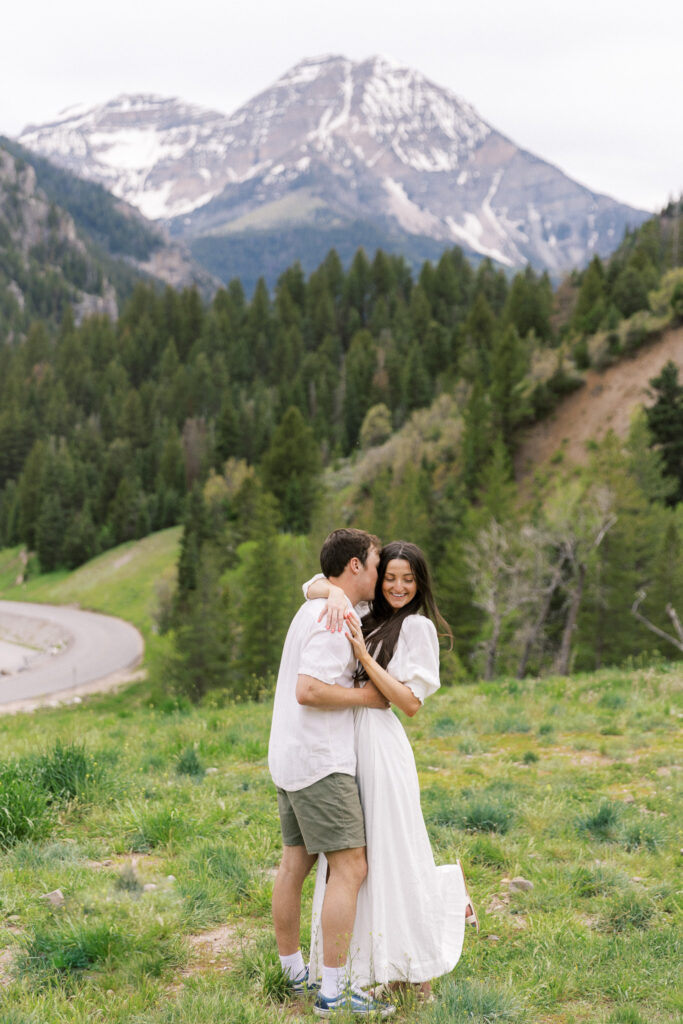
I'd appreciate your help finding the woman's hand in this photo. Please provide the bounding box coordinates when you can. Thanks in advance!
[344,610,369,661]
[317,584,348,632]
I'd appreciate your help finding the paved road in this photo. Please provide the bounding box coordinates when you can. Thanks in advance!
[0,601,144,705]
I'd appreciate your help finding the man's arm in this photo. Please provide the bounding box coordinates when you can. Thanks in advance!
[296,674,390,709]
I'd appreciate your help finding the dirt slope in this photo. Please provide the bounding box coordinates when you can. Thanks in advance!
[514,326,683,479]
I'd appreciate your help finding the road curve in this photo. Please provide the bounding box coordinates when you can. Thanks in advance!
[0,600,144,706]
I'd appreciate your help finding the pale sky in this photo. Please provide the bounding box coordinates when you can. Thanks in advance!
[2,0,680,212]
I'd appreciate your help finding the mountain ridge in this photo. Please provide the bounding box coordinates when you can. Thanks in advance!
[0,137,220,304]
[18,55,649,287]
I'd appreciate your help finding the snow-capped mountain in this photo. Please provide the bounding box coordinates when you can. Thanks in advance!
[19,55,648,279]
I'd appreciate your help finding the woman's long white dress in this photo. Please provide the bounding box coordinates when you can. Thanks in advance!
[308,614,468,987]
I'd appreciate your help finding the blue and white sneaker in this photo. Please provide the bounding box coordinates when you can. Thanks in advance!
[288,966,320,995]
[314,987,395,1017]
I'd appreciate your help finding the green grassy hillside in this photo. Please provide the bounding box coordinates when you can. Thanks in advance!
[0,661,680,1023]
[0,528,181,640]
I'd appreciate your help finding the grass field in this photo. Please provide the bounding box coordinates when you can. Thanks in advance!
[0,538,681,1023]
[0,663,680,1023]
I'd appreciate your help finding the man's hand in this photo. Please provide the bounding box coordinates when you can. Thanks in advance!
[359,681,390,709]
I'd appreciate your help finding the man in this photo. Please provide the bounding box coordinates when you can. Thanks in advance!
[268,528,394,1018]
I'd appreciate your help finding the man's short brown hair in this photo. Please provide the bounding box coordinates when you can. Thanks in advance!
[320,528,381,578]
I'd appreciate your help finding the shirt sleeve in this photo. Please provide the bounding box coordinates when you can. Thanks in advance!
[298,618,354,686]
[301,575,367,617]
[302,572,325,598]
[388,616,441,704]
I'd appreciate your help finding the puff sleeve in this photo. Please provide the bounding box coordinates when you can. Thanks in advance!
[387,615,441,705]
[302,573,324,598]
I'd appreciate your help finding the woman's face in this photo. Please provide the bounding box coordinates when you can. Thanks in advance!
[381,558,417,612]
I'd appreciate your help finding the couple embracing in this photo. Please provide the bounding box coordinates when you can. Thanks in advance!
[268,528,477,1018]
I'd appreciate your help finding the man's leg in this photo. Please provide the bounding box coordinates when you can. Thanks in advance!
[272,843,317,955]
[320,845,367,966]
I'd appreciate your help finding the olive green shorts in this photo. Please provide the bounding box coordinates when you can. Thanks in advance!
[276,772,366,855]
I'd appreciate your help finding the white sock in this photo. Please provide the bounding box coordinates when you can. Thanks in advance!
[321,964,349,999]
[279,950,306,980]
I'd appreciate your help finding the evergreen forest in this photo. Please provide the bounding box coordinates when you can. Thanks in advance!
[2,160,683,692]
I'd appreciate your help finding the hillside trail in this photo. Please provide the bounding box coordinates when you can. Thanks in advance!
[514,325,683,481]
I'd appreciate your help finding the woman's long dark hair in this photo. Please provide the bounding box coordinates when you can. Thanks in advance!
[360,541,453,671]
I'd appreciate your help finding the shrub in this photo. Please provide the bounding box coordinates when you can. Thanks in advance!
[619,818,667,852]
[576,799,621,841]
[623,323,649,356]
[457,792,516,834]
[175,746,205,778]
[422,787,461,828]
[19,919,128,976]
[431,716,459,737]
[573,336,590,369]
[458,735,484,755]
[235,936,291,1003]
[493,713,532,734]
[126,805,188,851]
[522,751,539,764]
[201,843,251,898]
[607,1008,647,1024]
[570,864,625,897]
[600,890,655,932]
[468,835,508,867]
[179,841,254,928]
[427,977,522,1022]
[606,330,621,353]
[598,692,626,710]
[0,761,53,849]
[178,876,231,930]
[115,863,142,893]
[33,739,104,802]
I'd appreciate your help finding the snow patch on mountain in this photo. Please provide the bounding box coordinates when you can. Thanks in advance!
[383,177,443,236]
[17,55,649,275]
[446,213,514,267]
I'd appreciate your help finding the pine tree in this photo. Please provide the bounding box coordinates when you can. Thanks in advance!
[503,266,552,342]
[489,325,529,449]
[343,330,377,448]
[17,440,47,550]
[461,379,493,499]
[62,503,97,569]
[261,406,322,534]
[401,342,432,412]
[169,550,234,701]
[645,360,683,503]
[175,484,207,609]
[572,256,607,334]
[238,491,289,684]
[36,491,66,571]
[460,292,496,383]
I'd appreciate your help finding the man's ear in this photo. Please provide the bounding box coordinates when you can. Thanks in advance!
[349,557,360,575]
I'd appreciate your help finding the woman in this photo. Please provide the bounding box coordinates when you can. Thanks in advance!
[303,541,477,998]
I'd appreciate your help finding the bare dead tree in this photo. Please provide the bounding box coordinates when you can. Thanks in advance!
[516,525,567,678]
[465,519,533,680]
[631,590,683,654]
[553,485,617,676]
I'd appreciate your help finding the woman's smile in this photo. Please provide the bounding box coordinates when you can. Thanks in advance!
[382,558,417,610]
